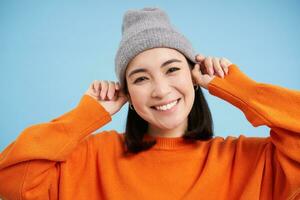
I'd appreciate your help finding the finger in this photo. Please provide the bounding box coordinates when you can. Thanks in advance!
[115,82,120,90]
[90,82,96,94]
[100,81,108,100]
[96,81,102,100]
[212,57,224,78]
[195,54,205,62]
[107,81,116,100]
[204,57,214,76]
[222,58,233,75]
[220,58,229,75]
[114,82,123,100]
[92,80,101,96]
[191,63,203,85]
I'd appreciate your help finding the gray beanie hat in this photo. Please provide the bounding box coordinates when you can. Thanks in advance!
[115,7,197,87]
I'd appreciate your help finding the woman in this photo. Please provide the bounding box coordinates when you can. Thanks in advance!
[0,7,299,200]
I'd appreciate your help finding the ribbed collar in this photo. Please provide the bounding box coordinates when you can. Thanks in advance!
[143,134,196,150]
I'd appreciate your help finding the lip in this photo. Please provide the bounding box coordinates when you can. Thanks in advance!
[151,98,181,108]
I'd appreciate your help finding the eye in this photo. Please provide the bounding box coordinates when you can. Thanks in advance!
[167,67,180,74]
[133,76,148,84]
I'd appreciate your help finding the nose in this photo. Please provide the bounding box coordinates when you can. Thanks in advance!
[151,77,171,98]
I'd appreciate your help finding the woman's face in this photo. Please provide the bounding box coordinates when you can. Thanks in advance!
[126,47,195,132]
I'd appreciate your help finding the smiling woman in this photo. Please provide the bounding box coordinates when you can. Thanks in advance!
[124,47,214,152]
[0,6,300,200]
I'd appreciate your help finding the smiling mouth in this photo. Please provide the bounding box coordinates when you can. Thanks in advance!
[151,98,181,111]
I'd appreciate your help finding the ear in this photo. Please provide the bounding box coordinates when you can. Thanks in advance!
[190,64,197,86]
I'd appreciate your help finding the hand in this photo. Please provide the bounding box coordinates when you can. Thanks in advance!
[84,81,128,116]
[192,54,232,89]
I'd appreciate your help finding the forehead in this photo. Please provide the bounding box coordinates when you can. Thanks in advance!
[126,48,186,73]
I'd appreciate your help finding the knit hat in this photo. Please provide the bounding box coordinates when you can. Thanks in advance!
[115,7,197,87]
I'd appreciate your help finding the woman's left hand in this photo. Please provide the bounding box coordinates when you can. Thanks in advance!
[192,54,232,90]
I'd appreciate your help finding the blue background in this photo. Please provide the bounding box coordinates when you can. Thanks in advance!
[1,0,299,151]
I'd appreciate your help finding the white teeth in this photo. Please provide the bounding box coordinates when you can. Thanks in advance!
[154,100,178,111]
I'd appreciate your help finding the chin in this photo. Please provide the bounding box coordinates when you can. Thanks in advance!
[156,118,186,130]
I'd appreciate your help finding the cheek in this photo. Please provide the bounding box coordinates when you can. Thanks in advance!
[172,74,195,105]
[129,88,153,121]
[172,72,194,91]
[128,87,149,109]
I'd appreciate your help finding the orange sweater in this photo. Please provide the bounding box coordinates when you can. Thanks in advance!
[0,65,300,200]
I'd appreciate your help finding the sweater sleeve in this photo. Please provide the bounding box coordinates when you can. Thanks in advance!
[0,95,111,199]
[208,65,300,199]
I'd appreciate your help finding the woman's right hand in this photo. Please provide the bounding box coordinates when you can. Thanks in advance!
[84,80,128,116]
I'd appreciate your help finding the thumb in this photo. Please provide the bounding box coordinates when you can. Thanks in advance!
[192,63,204,85]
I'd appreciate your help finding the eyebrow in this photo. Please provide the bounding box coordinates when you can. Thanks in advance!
[128,59,182,78]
